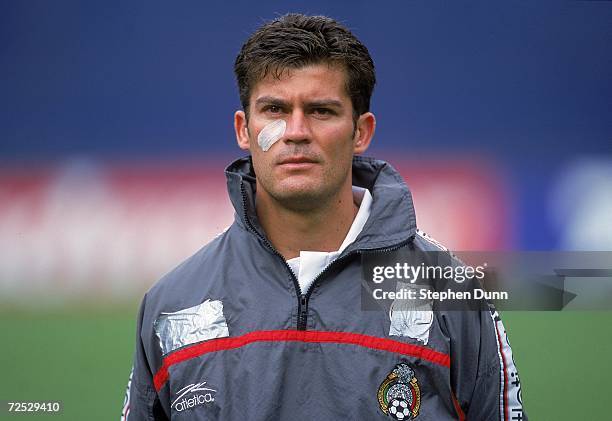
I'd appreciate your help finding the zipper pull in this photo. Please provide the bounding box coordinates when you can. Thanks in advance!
[298,295,308,330]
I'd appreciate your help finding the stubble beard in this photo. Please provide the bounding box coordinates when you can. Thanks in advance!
[258,161,352,213]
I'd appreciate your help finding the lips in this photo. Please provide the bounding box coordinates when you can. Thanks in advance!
[277,156,318,165]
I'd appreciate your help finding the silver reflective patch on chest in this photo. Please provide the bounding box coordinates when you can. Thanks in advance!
[154,299,229,355]
[388,283,433,344]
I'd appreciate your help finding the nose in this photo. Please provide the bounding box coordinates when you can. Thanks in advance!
[283,110,311,143]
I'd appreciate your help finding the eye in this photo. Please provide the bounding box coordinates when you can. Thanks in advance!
[263,105,283,114]
[312,108,334,116]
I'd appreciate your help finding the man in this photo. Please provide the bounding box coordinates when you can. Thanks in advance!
[122,14,527,420]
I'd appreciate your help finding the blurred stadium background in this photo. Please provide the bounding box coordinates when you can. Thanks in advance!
[1,1,611,419]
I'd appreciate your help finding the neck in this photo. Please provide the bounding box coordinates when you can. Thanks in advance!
[255,184,358,260]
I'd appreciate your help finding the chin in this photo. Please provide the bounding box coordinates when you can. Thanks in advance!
[273,187,327,211]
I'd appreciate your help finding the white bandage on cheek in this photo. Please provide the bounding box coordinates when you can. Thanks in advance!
[257,119,286,152]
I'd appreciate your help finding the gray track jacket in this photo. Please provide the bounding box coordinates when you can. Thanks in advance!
[122,156,527,420]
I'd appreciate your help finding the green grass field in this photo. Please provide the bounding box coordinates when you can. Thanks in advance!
[1,306,610,420]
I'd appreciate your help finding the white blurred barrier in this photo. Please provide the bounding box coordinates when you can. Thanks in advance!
[549,158,612,250]
[0,159,234,300]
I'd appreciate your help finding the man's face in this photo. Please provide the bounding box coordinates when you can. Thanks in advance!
[235,63,372,211]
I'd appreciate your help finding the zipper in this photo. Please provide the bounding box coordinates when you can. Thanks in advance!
[239,181,414,331]
[296,239,414,329]
[239,183,306,327]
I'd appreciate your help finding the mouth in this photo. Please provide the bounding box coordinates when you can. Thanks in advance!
[277,156,319,166]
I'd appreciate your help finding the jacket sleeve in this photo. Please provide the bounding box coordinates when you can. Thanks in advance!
[448,301,528,421]
[121,294,169,421]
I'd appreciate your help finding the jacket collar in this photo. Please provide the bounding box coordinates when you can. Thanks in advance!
[224,155,417,251]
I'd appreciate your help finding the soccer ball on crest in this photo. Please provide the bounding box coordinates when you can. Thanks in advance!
[388,398,411,420]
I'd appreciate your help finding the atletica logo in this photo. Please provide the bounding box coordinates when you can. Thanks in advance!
[171,382,217,413]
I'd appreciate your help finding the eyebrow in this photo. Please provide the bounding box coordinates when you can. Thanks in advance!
[255,96,289,107]
[307,99,343,108]
[254,96,344,108]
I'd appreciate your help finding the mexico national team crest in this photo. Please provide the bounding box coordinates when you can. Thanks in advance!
[378,363,421,420]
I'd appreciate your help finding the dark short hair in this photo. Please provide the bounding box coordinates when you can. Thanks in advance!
[234,13,376,120]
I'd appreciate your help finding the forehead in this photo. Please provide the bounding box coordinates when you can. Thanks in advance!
[250,63,351,105]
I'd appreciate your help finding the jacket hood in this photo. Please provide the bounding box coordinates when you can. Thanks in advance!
[224,155,417,251]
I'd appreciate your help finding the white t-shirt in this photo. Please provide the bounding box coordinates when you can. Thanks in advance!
[286,186,373,295]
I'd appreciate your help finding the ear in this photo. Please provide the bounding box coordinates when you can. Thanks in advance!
[234,110,250,150]
[353,112,376,155]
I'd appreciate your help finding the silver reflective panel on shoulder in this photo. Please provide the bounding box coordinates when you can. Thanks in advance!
[388,283,433,345]
[154,299,230,355]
